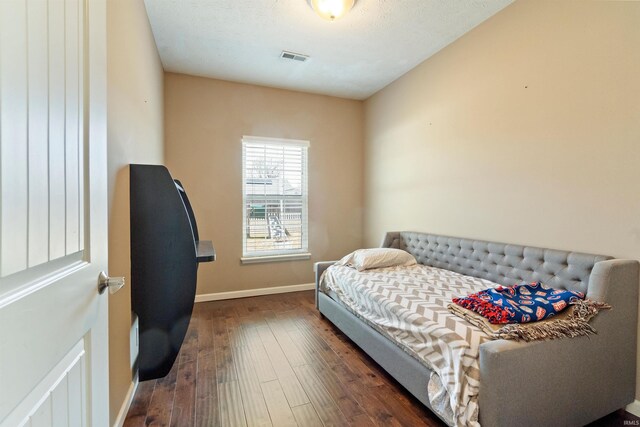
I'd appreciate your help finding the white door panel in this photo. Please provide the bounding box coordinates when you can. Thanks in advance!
[27,0,51,268]
[0,263,96,421]
[2,340,86,427]
[65,0,82,256]
[0,0,108,425]
[49,0,69,261]
[0,0,29,278]
[1,0,86,278]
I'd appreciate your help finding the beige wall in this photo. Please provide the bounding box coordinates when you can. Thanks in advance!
[364,0,640,396]
[107,0,164,423]
[164,73,364,295]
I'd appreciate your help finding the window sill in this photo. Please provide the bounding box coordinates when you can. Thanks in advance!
[241,253,312,265]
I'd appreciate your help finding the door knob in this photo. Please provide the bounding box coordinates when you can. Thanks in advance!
[98,271,125,295]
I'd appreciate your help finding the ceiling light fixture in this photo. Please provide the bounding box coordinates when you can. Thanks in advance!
[309,0,356,21]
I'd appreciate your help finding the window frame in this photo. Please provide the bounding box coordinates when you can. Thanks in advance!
[240,136,310,263]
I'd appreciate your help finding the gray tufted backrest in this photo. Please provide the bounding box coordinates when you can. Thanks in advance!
[382,231,611,295]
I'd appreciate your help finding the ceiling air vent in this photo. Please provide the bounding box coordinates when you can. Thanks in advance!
[280,50,309,62]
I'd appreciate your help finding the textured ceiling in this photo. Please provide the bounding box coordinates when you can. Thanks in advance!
[144,0,514,100]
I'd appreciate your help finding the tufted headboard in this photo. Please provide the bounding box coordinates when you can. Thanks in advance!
[382,231,612,295]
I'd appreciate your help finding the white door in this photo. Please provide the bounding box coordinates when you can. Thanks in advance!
[0,0,109,426]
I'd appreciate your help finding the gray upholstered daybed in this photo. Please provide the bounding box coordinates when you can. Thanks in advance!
[314,231,639,427]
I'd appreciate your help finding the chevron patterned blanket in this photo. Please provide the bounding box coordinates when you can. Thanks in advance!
[321,264,500,427]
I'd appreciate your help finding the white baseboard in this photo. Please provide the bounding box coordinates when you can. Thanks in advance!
[114,376,138,427]
[195,283,315,303]
[627,399,640,417]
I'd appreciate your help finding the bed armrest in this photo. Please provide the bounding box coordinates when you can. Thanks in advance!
[314,261,338,309]
[479,259,639,427]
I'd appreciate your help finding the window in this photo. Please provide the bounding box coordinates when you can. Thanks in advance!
[241,136,309,262]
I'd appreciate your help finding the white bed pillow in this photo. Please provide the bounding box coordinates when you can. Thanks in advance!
[337,248,417,272]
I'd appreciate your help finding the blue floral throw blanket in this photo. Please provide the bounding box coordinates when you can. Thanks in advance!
[449,282,611,341]
[452,282,584,324]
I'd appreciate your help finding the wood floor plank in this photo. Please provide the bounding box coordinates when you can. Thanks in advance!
[288,328,414,427]
[287,326,351,375]
[257,324,309,409]
[144,361,178,426]
[350,413,384,427]
[297,313,442,426]
[225,306,251,348]
[240,323,261,343]
[232,300,254,319]
[295,355,369,424]
[265,317,307,368]
[259,295,290,314]
[197,306,214,360]
[291,403,323,427]
[236,298,265,321]
[195,303,219,427]
[291,305,441,426]
[236,319,280,383]
[248,339,279,383]
[123,380,155,427]
[125,291,635,427]
[377,376,443,424]
[278,374,310,408]
[213,308,238,384]
[256,323,296,379]
[293,364,348,427]
[340,386,405,427]
[218,381,247,427]
[212,307,230,346]
[377,382,443,426]
[296,313,386,387]
[260,380,297,427]
[195,355,219,427]
[271,310,302,331]
[170,360,196,427]
[179,317,199,365]
[231,345,273,427]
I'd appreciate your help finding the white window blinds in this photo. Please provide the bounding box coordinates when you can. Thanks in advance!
[242,136,309,258]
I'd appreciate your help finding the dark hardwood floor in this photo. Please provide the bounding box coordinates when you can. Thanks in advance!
[124,290,639,427]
